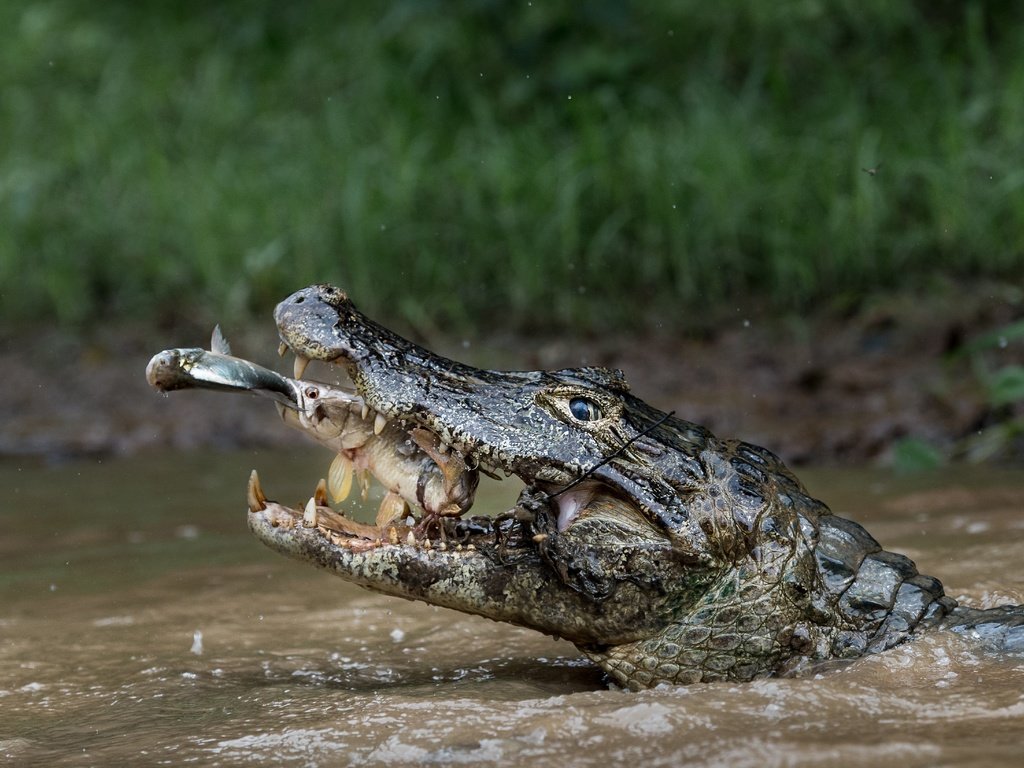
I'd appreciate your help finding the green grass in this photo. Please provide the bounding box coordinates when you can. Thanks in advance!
[1,1,1023,334]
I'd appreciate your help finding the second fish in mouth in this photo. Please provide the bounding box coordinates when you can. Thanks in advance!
[280,379,480,533]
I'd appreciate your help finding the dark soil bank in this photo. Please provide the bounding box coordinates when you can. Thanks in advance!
[3,283,1021,467]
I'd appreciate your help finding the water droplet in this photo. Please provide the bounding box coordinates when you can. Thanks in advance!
[998,336,1008,348]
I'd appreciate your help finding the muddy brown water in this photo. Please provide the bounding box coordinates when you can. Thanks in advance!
[1,450,1022,766]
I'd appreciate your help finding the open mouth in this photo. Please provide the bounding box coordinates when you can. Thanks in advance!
[246,351,536,555]
[245,468,497,555]
[149,281,657,562]
[249,352,625,559]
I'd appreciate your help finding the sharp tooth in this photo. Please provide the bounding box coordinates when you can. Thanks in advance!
[278,341,288,357]
[406,531,416,546]
[293,355,311,379]
[387,527,399,545]
[314,478,328,507]
[303,497,318,528]
[328,453,354,503]
[374,412,387,435]
[361,403,370,420]
[247,470,267,512]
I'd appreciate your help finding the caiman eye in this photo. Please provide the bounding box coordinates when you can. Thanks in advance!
[569,397,602,422]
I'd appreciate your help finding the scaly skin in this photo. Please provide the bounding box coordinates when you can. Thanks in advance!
[153,284,1024,688]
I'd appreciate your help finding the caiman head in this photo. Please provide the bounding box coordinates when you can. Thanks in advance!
[250,284,953,689]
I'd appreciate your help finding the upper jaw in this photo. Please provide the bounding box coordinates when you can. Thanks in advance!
[274,284,553,488]
[273,284,360,363]
[272,284,662,531]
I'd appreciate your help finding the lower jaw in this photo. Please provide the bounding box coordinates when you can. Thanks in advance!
[245,469,507,554]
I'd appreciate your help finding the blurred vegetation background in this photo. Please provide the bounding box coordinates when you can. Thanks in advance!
[1,0,1023,335]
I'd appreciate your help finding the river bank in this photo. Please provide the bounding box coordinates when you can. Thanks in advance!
[2,281,1021,467]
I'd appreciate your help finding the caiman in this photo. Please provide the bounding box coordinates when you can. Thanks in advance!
[147,284,1024,690]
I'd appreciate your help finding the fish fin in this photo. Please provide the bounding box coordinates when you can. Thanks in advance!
[210,325,232,355]
[375,491,408,527]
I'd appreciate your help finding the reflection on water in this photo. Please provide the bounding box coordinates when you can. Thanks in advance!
[1,452,1022,766]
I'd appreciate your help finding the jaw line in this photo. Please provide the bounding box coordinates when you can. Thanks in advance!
[245,469,511,553]
[243,474,639,649]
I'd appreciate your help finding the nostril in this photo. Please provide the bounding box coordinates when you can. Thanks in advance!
[295,296,305,304]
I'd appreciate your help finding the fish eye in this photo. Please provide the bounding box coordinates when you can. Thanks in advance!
[569,397,602,422]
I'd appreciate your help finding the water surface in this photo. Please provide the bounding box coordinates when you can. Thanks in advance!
[1,452,1022,766]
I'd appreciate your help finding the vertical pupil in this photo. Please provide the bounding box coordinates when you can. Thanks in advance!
[569,397,599,421]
